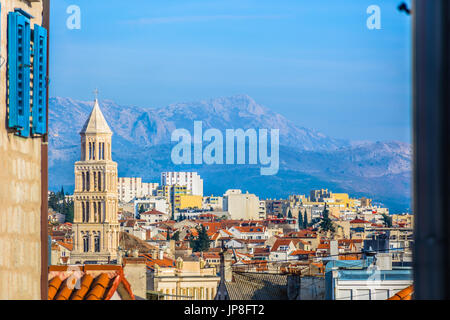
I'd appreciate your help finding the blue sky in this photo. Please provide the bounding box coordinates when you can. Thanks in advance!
[50,0,412,142]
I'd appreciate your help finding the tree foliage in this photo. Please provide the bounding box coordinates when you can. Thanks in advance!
[189,225,210,252]
[48,187,74,223]
[382,213,393,228]
[171,231,180,241]
[319,204,335,233]
[303,211,309,229]
[298,210,304,229]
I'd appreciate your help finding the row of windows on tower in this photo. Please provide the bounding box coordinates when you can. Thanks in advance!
[81,201,104,223]
[81,171,104,191]
[82,234,101,253]
[87,142,107,160]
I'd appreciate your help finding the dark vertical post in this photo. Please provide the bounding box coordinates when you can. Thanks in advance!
[413,0,450,299]
[40,0,50,300]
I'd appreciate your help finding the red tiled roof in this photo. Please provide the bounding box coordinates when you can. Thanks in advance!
[233,226,265,233]
[48,265,135,300]
[387,285,413,300]
[139,253,176,271]
[290,250,315,256]
[350,219,370,224]
[200,222,221,234]
[271,239,299,252]
[141,209,166,215]
[56,241,73,251]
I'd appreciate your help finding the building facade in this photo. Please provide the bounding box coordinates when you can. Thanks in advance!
[223,189,262,220]
[70,98,120,264]
[161,172,203,196]
[0,0,49,300]
[118,177,159,203]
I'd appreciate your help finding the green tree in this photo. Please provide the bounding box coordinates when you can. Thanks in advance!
[48,192,58,211]
[65,201,74,223]
[298,210,304,229]
[303,211,308,229]
[287,209,292,219]
[382,214,393,228]
[319,204,335,233]
[171,231,180,241]
[138,205,146,214]
[189,225,210,252]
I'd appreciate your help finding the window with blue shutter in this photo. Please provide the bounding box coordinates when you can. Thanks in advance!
[32,24,47,135]
[7,9,31,138]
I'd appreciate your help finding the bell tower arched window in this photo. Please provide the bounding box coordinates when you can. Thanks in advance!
[83,233,90,252]
[94,234,101,252]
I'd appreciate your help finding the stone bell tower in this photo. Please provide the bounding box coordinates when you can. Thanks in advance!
[70,94,120,264]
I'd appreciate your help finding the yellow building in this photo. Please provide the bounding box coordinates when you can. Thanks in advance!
[176,195,203,210]
[391,214,414,229]
[150,257,220,300]
[333,193,350,205]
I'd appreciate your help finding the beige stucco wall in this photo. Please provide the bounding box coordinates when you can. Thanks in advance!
[0,0,46,300]
[123,259,147,300]
[225,192,261,220]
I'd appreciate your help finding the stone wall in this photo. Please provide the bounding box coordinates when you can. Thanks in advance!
[0,0,46,300]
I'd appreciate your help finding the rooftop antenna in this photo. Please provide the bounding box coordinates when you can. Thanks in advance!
[93,88,99,101]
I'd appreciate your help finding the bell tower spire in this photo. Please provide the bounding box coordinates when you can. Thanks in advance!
[71,90,119,265]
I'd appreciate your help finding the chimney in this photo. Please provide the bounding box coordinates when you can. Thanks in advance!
[224,251,233,282]
[123,257,147,300]
[330,240,338,259]
[159,250,164,260]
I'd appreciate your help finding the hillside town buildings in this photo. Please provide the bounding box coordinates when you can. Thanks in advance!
[42,96,414,302]
[118,177,159,203]
[161,172,204,196]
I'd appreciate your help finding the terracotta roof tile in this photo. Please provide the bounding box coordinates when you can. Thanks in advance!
[71,274,94,300]
[48,276,62,300]
[48,266,134,300]
[54,279,75,300]
[387,285,414,300]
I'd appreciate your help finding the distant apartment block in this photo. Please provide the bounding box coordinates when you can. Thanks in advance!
[134,196,169,217]
[223,189,264,220]
[310,189,333,202]
[203,196,223,211]
[118,177,159,203]
[161,172,203,196]
[265,199,289,217]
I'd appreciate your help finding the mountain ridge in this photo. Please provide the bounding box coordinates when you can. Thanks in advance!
[48,95,411,212]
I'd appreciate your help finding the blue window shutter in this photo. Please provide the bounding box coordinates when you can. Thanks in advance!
[32,24,47,135]
[8,11,31,137]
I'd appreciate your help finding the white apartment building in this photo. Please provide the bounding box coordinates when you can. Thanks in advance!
[228,225,268,240]
[258,200,266,220]
[202,196,223,210]
[161,172,203,196]
[140,209,170,224]
[118,177,159,203]
[134,197,170,217]
[223,189,262,220]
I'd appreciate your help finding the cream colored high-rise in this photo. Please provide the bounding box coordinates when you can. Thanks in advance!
[70,98,120,264]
